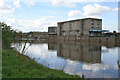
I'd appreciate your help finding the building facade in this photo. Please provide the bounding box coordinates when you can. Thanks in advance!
[48,27,57,36]
[57,18,102,36]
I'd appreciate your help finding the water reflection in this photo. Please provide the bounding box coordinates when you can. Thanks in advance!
[48,43,57,51]
[13,41,119,78]
[57,43,101,63]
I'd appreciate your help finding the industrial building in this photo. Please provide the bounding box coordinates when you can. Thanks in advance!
[57,18,108,37]
[48,27,57,36]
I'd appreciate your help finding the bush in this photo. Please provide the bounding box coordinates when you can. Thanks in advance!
[0,22,15,49]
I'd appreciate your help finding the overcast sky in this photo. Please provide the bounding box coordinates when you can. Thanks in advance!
[0,0,119,32]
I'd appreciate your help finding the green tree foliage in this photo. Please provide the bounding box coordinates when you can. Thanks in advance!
[0,22,15,49]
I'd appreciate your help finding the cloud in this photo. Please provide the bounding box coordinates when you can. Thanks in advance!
[83,4,111,18]
[68,10,82,17]
[0,0,15,14]
[82,63,109,72]
[71,0,119,2]
[66,17,81,21]
[51,0,76,8]
[51,0,119,8]
[2,16,58,32]
[14,0,20,7]
[24,0,35,6]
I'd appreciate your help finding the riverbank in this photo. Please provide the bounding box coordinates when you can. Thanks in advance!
[2,48,83,79]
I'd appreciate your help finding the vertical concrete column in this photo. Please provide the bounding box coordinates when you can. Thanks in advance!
[57,23,60,36]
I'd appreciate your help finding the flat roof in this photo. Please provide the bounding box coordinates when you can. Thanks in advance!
[48,27,57,28]
[58,18,102,24]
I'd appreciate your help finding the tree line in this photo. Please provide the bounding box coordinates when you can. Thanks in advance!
[0,22,18,49]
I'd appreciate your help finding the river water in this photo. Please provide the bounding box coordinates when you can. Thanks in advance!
[12,41,120,78]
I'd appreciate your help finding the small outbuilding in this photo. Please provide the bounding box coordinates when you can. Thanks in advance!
[48,27,57,36]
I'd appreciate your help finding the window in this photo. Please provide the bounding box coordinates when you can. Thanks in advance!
[82,26,83,29]
[98,27,100,29]
[91,20,94,26]
[97,23,99,26]
[69,23,72,26]
[92,27,94,28]
[92,23,94,25]
[76,30,79,32]
[60,24,62,28]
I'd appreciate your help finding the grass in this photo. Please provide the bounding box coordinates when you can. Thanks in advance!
[2,48,84,79]
[117,60,120,69]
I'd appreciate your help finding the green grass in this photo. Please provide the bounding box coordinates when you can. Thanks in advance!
[117,60,120,69]
[2,48,83,79]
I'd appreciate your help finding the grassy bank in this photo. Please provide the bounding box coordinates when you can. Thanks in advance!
[2,48,83,79]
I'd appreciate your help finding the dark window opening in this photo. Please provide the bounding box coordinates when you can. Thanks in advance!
[69,23,72,26]
[92,27,94,28]
[92,23,94,25]
[82,27,83,29]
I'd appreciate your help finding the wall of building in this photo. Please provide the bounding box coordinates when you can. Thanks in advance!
[54,36,120,45]
[48,27,57,36]
[57,20,82,36]
[84,19,102,36]
[57,18,102,36]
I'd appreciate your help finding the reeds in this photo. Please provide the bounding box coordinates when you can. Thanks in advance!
[21,37,31,54]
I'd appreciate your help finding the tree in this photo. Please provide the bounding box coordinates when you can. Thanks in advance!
[0,22,14,49]
[113,31,117,34]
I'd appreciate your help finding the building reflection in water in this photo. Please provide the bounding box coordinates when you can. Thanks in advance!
[48,41,101,63]
[13,41,119,78]
[48,42,57,51]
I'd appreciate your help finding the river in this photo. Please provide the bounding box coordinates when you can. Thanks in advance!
[12,41,120,78]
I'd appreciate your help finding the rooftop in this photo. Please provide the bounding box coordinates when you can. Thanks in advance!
[48,27,57,28]
[58,18,102,24]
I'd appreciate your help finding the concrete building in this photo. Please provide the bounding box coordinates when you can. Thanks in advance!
[57,18,105,37]
[48,27,57,36]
